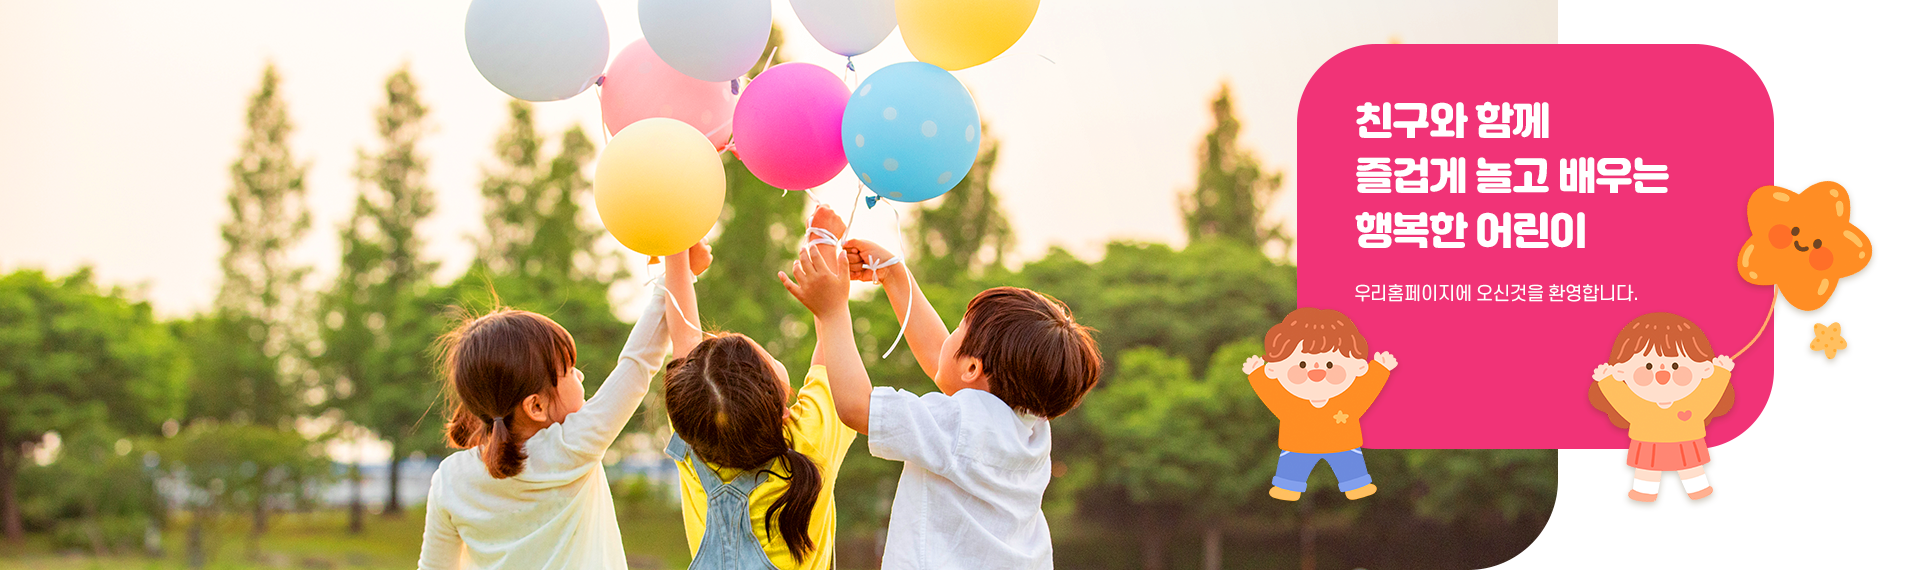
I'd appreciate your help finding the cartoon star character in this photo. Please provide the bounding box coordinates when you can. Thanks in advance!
[1736,181,1872,311]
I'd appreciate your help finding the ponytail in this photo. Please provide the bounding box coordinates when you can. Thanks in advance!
[437,308,576,481]
[767,447,823,557]
[481,415,527,479]
[665,333,826,558]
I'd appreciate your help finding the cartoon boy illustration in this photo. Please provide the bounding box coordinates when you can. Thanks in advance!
[1589,312,1737,502]
[1241,308,1396,501]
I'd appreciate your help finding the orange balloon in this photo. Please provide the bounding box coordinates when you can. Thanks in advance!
[1735,182,1872,310]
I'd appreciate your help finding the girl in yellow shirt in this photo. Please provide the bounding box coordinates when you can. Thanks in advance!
[657,208,857,570]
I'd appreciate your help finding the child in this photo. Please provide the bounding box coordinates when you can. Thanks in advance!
[782,235,1101,569]
[1240,308,1397,501]
[659,207,857,570]
[417,246,705,570]
[1589,312,1737,502]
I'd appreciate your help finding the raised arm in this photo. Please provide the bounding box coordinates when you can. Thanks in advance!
[665,244,709,361]
[559,276,672,455]
[782,244,875,434]
[843,238,949,380]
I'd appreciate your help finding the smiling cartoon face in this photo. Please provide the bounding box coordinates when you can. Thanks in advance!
[1609,347,1715,409]
[1265,342,1371,406]
[1737,182,1872,310]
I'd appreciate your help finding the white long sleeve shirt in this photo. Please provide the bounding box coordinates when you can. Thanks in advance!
[867,386,1055,570]
[417,282,672,570]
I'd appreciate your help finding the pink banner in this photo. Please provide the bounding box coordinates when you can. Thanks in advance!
[1297,44,1774,449]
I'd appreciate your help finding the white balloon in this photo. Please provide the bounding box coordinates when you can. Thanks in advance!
[637,0,772,83]
[464,0,610,101]
[791,0,898,57]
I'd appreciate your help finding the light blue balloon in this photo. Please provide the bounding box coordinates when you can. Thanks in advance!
[465,0,610,102]
[638,0,772,83]
[842,62,980,203]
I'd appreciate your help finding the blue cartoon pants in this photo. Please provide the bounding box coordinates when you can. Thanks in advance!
[1272,448,1372,493]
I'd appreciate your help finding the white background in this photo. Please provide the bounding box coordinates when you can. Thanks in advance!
[1505,1,1918,567]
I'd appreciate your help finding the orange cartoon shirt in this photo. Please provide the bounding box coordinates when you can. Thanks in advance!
[1247,362,1391,453]
[1596,366,1733,443]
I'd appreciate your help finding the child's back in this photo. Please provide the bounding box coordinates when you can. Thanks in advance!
[417,281,674,570]
[868,385,1056,567]
[784,227,1101,570]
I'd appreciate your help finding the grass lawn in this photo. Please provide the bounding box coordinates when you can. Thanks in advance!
[0,508,694,570]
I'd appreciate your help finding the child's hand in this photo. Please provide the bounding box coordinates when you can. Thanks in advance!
[1592,363,1614,382]
[1242,356,1266,376]
[780,242,851,317]
[688,241,712,276]
[807,205,847,251]
[1712,355,1736,371]
[1374,352,1398,371]
[841,238,901,284]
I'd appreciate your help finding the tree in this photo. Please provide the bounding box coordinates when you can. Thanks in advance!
[316,66,442,532]
[0,268,186,544]
[192,62,319,553]
[910,124,1013,285]
[1181,83,1288,256]
[1076,342,1275,570]
[159,422,329,568]
[1016,239,1296,373]
[1413,451,1559,564]
[446,100,629,427]
[209,63,314,426]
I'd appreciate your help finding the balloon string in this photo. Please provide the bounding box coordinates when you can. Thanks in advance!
[594,80,612,146]
[639,260,714,341]
[1732,286,1777,361]
[872,196,912,359]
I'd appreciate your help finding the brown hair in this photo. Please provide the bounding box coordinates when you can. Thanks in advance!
[1263,308,1369,362]
[663,333,821,557]
[956,287,1102,419]
[439,309,576,479]
[1607,312,1714,365]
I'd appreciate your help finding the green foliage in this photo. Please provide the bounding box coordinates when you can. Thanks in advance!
[0,268,186,541]
[1016,239,1296,374]
[444,99,632,433]
[315,66,445,522]
[0,268,186,445]
[17,429,160,554]
[213,63,314,426]
[1401,449,1557,526]
[1079,342,1274,514]
[1181,84,1287,256]
[159,423,330,511]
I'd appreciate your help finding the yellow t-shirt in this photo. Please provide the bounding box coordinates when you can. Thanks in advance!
[672,365,858,570]
[1596,366,1732,443]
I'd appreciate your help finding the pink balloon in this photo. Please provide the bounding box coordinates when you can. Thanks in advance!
[732,63,851,190]
[601,38,735,150]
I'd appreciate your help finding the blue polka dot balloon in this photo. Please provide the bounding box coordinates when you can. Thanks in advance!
[842,62,980,203]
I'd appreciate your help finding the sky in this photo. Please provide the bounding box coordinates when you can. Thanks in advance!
[0,0,1553,317]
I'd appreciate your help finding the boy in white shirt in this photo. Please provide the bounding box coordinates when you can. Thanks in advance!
[778,230,1102,570]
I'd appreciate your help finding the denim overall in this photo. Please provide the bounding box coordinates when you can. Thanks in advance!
[667,434,782,570]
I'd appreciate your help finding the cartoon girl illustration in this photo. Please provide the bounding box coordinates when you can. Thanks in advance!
[1588,312,1736,502]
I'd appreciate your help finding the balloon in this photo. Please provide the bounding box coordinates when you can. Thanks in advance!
[733,63,852,191]
[895,0,1040,71]
[464,0,610,101]
[842,62,980,203]
[637,0,772,83]
[791,0,898,57]
[601,38,736,150]
[594,119,725,256]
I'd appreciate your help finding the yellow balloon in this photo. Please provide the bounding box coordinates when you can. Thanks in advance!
[593,118,725,256]
[895,0,1040,71]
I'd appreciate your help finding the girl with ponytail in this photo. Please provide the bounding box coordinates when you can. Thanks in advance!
[661,206,858,570]
[416,246,708,570]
